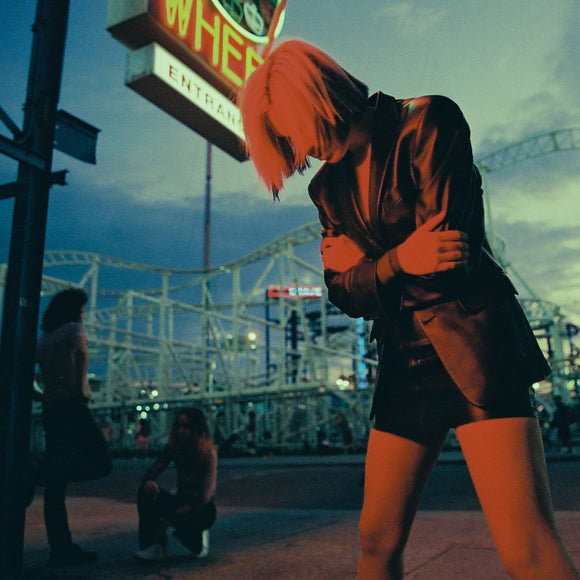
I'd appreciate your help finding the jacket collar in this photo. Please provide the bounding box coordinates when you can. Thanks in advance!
[368,92,400,241]
[336,93,399,253]
[309,93,400,255]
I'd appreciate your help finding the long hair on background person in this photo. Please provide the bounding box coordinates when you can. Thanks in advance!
[168,407,214,462]
[238,38,368,198]
[41,288,88,332]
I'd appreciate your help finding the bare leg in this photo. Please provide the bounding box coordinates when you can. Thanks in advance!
[357,428,447,580]
[456,417,579,580]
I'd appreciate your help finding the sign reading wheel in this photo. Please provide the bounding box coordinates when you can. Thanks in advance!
[107,0,287,161]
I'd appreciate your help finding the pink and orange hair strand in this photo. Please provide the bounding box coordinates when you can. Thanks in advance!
[238,39,368,197]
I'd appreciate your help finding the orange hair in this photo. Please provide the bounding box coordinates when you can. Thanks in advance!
[238,39,368,198]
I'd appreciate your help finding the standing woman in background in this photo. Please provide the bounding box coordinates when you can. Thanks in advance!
[37,288,112,566]
[238,39,578,579]
[135,407,218,561]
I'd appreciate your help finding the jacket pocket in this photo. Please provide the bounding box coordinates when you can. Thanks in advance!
[458,292,508,314]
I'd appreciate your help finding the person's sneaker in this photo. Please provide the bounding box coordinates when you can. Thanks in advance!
[197,530,210,558]
[134,543,166,561]
[48,544,98,567]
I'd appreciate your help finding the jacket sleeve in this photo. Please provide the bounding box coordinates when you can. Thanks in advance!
[409,96,486,285]
[308,95,486,318]
[309,186,402,320]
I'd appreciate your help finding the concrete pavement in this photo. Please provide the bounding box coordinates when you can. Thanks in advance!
[21,450,580,579]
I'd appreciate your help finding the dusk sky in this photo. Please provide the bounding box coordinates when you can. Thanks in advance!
[1,1,579,324]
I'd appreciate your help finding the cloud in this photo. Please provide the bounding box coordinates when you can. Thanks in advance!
[212,192,320,256]
[551,0,580,103]
[490,218,580,317]
[478,1,580,151]
[32,183,318,270]
[481,150,579,231]
[376,2,445,37]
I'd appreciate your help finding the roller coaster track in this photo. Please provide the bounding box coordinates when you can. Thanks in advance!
[475,127,579,314]
[476,127,580,173]
[26,225,372,453]
[9,128,579,454]
[474,128,580,399]
[41,221,322,297]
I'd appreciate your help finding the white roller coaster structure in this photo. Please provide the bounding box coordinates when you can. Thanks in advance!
[2,128,578,455]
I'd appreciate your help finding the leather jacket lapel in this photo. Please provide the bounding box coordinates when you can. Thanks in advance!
[368,93,401,251]
[314,93,402,259]
[328,160,374,251]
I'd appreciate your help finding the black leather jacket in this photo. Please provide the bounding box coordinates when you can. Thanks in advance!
[309,93,550,409]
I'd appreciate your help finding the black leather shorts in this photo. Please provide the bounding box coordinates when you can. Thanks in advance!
[373,343,536,446]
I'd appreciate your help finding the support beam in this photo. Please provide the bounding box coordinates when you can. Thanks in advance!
[0,2,70,578]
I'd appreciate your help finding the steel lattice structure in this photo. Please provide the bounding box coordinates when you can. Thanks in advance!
[476,128,580,174]
[476,127,580,401]
[2,128,578,455]
[17,231,378,454]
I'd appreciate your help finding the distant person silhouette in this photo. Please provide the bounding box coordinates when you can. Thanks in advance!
[552,395,574,453]
[246,410,257,456]
[36,288,112,566]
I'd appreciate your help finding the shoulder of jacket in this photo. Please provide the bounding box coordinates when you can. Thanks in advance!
[402,95,463,125]
[402,94,458,111]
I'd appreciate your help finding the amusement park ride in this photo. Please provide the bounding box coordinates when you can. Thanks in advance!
[0,1,578,456]
[3,5,577,578]
[3,127,577,455]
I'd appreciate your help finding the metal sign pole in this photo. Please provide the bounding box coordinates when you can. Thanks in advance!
[0,2,70,577]
[204,141,212,270]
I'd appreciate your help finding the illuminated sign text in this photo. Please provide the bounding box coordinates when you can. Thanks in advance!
[267,286,324,300]
[126,43,245,158]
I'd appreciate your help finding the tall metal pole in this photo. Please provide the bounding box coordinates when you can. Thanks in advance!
[202,141,212,396]
[0,2,70,577]
[204,141,212,270]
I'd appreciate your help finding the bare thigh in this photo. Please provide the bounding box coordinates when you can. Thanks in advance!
[456,417,572,566]
[360,428,447,543]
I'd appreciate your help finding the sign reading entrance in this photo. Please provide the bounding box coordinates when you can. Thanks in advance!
[126,43,246,159]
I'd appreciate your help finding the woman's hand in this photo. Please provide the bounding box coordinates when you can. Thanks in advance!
[321,235,366,273]
[142,480,160,498]
[397,211,469,275]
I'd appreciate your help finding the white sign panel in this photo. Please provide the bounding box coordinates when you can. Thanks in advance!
[126,43,246,159]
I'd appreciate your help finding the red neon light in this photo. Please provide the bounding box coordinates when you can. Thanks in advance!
[152,0,284,90]
[267,285,324,299]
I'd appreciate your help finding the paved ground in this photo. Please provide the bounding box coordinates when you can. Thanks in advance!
[20,449,580,579]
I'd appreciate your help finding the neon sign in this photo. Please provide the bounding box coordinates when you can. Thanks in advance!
[209,0,286,44]
[108,0,286,93]
[107,0,286,160]
[267,285,324,300]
